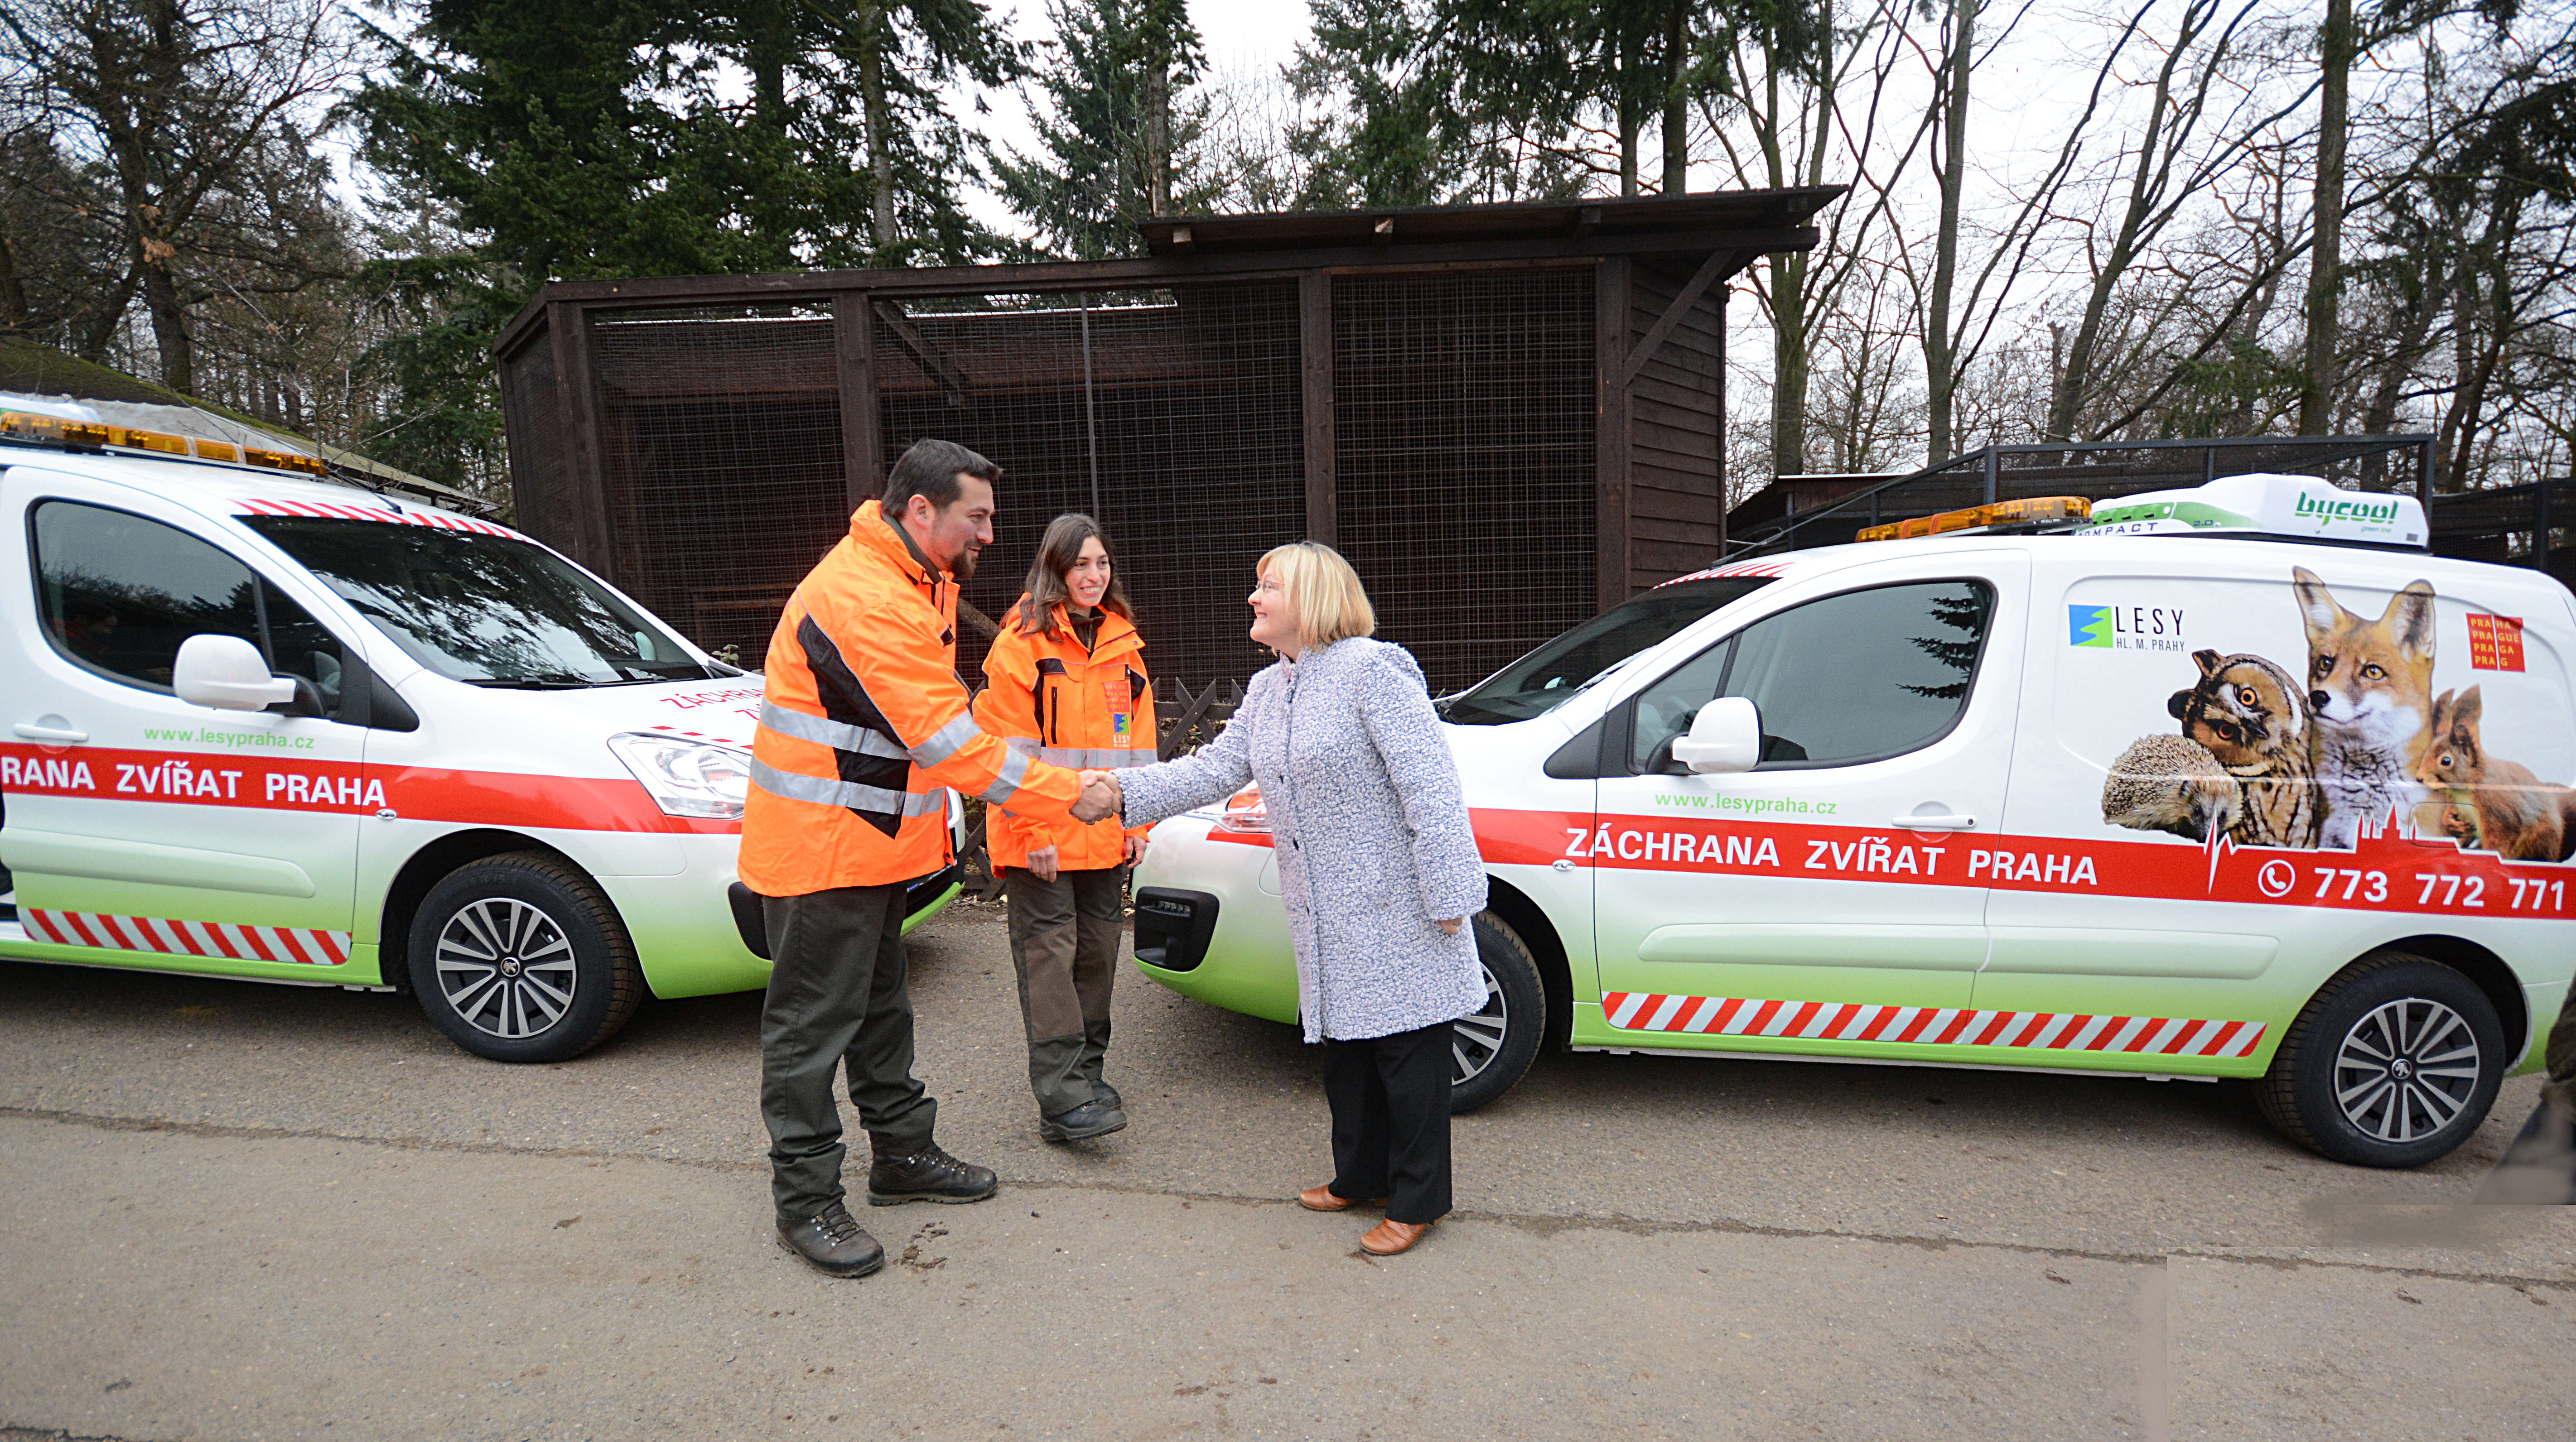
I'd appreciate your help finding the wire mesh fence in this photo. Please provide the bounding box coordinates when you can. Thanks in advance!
[874,285,1303,693]
[587,306,846,666]
[1332,268,1597,691]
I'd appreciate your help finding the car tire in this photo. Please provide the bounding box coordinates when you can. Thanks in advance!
[407,851,644,1063]
[2256,950,2505,1167]
[1451,911,1546,1115]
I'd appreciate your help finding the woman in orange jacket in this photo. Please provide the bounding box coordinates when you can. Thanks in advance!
[974,514,1157,1141]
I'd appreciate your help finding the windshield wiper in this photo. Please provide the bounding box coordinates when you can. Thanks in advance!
[468,675,599,690]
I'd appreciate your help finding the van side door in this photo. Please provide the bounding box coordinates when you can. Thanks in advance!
[1,468,366,973]
[1587,552,2026,1046]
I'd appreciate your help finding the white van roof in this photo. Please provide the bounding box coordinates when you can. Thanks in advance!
[1,439,528,543]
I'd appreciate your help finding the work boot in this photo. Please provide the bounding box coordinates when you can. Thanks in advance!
[867,1140,999,1206]
[1092,1078,1124,1111]
[1038,1098,1129,1143]
[776,1200,885,1278]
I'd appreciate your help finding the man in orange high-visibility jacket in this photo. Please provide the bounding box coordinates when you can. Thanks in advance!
[741,437,1119,1278]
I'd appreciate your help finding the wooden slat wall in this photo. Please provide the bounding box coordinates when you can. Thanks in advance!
[1621,259,1726,593]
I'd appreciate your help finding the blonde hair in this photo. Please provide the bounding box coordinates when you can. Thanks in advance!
[1259,541,1375,649]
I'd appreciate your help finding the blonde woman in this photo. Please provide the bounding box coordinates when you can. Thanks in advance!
[1090,542,1485,1255]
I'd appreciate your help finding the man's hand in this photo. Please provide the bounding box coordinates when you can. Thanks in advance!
[1024,845,1060,882]
[1124,834,1149,869]
[1436,918,1463,936]
[1071,769,1121,824]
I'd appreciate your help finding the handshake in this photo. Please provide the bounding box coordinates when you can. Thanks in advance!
[1071,768,1124,824]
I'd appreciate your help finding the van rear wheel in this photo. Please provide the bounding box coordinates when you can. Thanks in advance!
[2257,951,2504,1167]
[408,852,643,1063]
[1451,912,1545,1114]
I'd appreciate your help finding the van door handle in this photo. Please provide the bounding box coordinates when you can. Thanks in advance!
[1896,812,1975,830]
[13,722,88,744]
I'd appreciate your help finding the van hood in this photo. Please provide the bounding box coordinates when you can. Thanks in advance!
[424,673,768,750]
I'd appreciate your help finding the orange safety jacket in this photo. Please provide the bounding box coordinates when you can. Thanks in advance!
[974,599,1157,873]
[738,502,1084,895]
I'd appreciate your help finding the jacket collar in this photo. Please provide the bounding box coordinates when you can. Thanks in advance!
[852,499,941,588]
[1020,596,1142,660]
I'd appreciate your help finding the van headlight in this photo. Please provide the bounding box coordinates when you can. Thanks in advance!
[1214,784,1269,834]
[608,732,753,820]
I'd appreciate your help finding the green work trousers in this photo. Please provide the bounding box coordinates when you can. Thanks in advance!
[1003,865,1126,1118]
[758,883,937,1222]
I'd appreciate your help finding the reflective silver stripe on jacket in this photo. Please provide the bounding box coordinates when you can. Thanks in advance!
[750,759,949,817]
[909,711,982,768]
[757,702,908,761]
[978,744,1033,804]
[1003,736,1160,769]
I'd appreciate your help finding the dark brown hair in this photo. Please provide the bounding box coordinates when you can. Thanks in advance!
[1013,513,1133,639]
[881,437,1001,516]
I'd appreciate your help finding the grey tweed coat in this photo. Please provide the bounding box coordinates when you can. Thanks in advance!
[1118,637,1487,1043]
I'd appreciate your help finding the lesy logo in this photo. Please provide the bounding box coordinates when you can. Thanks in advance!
[2069,602,2186,653]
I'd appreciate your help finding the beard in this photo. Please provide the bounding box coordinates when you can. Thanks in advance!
[948,544,980,582]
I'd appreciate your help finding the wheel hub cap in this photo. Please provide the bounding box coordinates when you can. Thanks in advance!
[2332,998,2479,1144]
[434,898,576,1040]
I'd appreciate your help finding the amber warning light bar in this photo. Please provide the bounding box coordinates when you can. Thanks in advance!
[0,409,328,477]
[1856,496,2093,543]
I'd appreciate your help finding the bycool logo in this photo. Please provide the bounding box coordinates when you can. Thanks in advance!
[2068,605,2114,648]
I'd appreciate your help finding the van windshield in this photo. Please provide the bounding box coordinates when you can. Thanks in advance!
[1442,576,1774,726]
[242,516,723,687]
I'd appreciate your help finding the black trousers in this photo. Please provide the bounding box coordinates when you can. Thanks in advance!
[1321,1019,1455,1225]
[757,884,938,1222]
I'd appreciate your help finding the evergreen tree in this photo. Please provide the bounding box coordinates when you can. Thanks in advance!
[991,0,1209,260]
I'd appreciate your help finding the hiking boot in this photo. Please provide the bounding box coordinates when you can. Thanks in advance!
[1038,1098,1129,1143]
[867,1141,999,1206]
[776,1200,885,1277]
[1092,1079,1124,1111]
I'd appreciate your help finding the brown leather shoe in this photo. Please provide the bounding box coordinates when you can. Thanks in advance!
[1297,1185,1386,1212]
[1360,1218,1434,1255]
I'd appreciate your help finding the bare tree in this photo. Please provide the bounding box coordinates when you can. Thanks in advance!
[0,0,362,395]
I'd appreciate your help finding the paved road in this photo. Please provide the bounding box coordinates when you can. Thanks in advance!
[2,901,2570,1440]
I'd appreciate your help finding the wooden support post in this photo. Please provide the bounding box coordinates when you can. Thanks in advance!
[1714,284,1728,553]
[1595,257,1632,611]
[546,301,615,576]
[1300,271,1336,544]
[833,292,883,508]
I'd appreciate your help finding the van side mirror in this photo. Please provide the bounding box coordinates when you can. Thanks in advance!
[1670,697,1762,774]
[173,634,297,712]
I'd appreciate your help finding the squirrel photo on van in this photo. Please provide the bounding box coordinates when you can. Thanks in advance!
[2101,567,2576,863]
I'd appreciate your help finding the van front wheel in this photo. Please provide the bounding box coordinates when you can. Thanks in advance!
[407,852,644,1063]
[1451,912,1545,1115]
[2257,952,2504,1167]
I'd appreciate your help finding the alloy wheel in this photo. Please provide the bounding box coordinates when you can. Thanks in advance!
[1451,962,1509,1086]
[435,897,579,1040]
[2331,998,2481,1144]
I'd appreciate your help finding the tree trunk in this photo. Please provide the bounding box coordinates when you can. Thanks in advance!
[1770,252,1809,477]
[140,245,193,396]
[1925,0,1977,463]
[1661,3,1688,195]
[0,231,29,333]
[1618,24,1642,197]
[2297,0,2354,434]
[857,7,897,254]
[1145,58,1171,216]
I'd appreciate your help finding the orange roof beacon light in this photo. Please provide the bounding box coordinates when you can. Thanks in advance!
[1856,495,2093,543]
[3,409,328,477]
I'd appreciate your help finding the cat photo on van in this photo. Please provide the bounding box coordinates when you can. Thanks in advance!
[2292,566,2437,849]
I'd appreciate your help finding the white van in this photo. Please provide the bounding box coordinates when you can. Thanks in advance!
[0,406,962,1061]
[1132,474,2576,1166]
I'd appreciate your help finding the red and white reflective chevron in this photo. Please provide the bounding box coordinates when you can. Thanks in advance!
[22,908,350,966]
[1602,991,2266,1059]
[237,496,515,537]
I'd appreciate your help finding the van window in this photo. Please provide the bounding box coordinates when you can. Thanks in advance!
[31,500,345,701]
[1628,579,1995,771]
